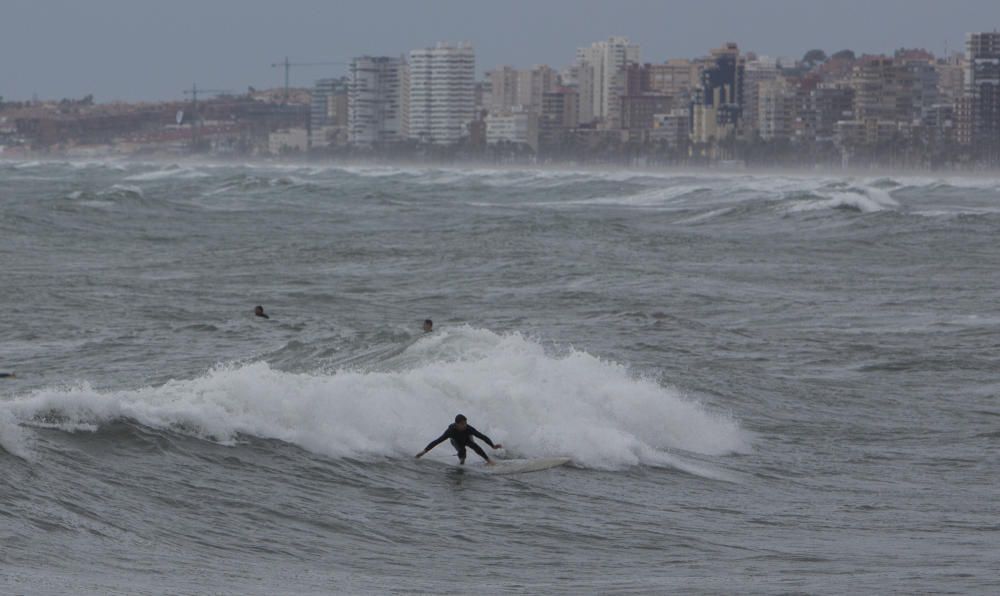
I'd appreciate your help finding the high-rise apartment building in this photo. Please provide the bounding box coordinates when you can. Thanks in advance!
[486,65,559,112]
[516,66,559,111]
[487,66,519,112]
[851,57,917,124]
[562,64,596,124]
[619,63,672,132]
[311,78,348,129]
[575,37,640,125]
[811,84,855,141]
[963,32,1000,151]
[692,43,745,144]
[647,59,700,98]
[408,42,476,144]
[539,88,580,152]
[757,78,795,141]
[744,56,781,134]
[348,56,409,145]
[935,58,965,104]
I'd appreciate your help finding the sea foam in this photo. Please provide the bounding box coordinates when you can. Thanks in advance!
[0,328,747,470]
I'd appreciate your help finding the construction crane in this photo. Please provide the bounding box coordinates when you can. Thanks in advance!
[270,57,348,102]
[182,84,232,150]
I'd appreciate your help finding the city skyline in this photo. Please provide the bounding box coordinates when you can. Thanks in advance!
[2,0,998,102]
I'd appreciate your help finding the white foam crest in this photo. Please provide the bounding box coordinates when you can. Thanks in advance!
[103,184,144,198]
[13,160,43,169]
[551,184,713,209]
[124,167,208,181]
[787,187,899,214]
[914,207,1000,217]
[0,328,747,471]
[675,207,734,224]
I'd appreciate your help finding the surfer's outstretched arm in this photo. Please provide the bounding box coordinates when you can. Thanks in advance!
[469,425,502,450]
[416,428,451,458]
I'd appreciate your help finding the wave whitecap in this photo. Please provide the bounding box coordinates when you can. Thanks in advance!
[786,186,900,214]
[0,328,747,470]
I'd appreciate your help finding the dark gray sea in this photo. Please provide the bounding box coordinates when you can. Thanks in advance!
[1,160,998,594]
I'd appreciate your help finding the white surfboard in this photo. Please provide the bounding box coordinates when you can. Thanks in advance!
[481,457,571,475]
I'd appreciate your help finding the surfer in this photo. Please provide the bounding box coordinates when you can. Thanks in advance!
[0,372,14,379]
[254,305,270,319]
[422,319,433,332]
[416,414,503,465]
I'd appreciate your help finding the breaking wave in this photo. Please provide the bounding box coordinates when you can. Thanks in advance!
[0,327,747,470]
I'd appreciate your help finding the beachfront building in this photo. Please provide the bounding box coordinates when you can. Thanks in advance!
[575,37,640,127]
[348,56,409,146]
[408,42,476,145]
[691,43,745,145]
[485,108,539,151]
[962,31,1000,153]
[743,56,781,134]
[486,65,559,113]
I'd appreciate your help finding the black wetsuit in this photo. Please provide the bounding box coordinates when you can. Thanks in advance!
[424,423,496,463]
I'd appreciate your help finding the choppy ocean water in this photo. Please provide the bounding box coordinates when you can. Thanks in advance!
[1,160,998,594]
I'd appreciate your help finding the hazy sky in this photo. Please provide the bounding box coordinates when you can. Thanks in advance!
[2,0,997,102]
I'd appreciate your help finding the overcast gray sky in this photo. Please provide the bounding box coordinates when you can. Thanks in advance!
[1,0,997,102]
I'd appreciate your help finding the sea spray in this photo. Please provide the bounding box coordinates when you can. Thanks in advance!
[1,328,747,469]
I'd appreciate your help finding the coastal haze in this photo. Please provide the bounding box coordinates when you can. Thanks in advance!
[2,1,1000,594]
[2,2,1000,167]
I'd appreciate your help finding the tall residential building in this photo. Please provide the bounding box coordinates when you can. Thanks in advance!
[935,59,965,103]
[516,65,559,111]
[744,56,781,134]
[964,32,1000,151]
[408,42,476,144]
[811,84,855,141]
[692,43,745,144]
[757,78,795,141]
[647,59,700,97]
[539,88,580,152]
[311,78,348,129]
[851,57,917,124]
[348,56,409,145]
[486,65,560,112]
[575,37,640,125]
[619,63,672,132]
[906,60,941,122]
[487,66,519,111]
[562,64,596,124]
[621,94,672,132]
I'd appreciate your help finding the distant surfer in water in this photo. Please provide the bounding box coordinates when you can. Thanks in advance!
[422,319,433,332]
[254,305,270,319]
[0,372,14,379]
[416,414,503,465]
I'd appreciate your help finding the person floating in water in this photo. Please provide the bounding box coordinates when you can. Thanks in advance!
[422,319,433,332]
[254,305,270,319]
[416,414,503,465]
[0,372,14,379]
